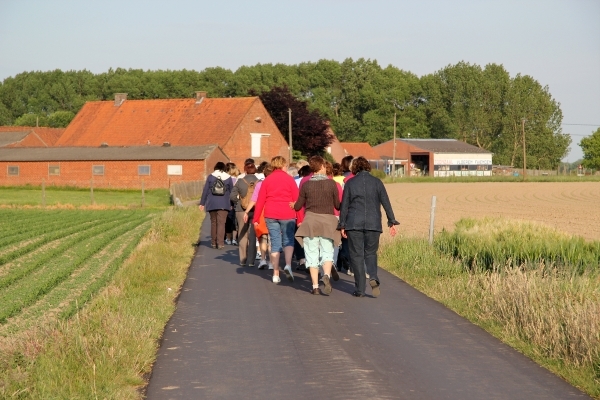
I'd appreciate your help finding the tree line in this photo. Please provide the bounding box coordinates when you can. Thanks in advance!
[0,59,572,168]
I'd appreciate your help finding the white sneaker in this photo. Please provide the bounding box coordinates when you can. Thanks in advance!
[232,240,238,245]
[256,251,262,260]
[272,275,281,284]
[268,262,274,270]
[225,239,232,245]
[366,273,370,279]
[258,260,267,270]
[283,265,294,282]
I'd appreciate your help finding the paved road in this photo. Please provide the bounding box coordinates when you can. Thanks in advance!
[145,218,590,400]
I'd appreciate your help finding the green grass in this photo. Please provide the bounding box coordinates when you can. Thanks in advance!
[0,185,172,208]
[0,207,203,399]
[380,226,600,399]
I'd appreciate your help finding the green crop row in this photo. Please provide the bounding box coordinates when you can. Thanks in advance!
[59,221,152,320]
[0,211,150,290]
[0,216,152,323]
[0,211,104,252]
[435,217,600,272]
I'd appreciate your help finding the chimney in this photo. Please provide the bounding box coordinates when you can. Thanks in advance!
[195,91,207,104]
[114,93,127,106]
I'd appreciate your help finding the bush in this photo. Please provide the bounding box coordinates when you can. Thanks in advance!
[371,169,386,179]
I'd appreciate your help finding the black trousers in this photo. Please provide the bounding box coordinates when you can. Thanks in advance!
[346,230,381,295]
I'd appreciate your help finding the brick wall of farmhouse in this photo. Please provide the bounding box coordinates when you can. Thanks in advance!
[0,160,206,189]
[224,101,289,166]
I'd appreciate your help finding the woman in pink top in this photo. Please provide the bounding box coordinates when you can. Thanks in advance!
[253,156,299,284]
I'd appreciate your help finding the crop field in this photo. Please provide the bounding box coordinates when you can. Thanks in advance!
[0,208,155,336]
[385,181,600,241]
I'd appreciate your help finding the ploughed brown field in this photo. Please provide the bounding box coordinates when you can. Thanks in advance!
[383,182,600,241]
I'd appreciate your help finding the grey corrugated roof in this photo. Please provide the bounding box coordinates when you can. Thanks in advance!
[0,131,30,147]
[0,145,219,162]
[400,139,492,154]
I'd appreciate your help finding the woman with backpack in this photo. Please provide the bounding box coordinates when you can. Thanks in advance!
[230,161,259,267]
[199,162,233,249]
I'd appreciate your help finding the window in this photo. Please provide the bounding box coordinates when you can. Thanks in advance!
[48,165,60,176]
[167,165,182,175]
[250,133,270,157]
[138,165,151,175]
[92,165,105,176]
[7,166,19,176]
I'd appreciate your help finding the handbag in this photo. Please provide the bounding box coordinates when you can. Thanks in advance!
[254,209,268,237]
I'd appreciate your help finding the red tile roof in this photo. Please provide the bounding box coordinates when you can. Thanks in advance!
[55,97,260,147]
[340,142,381,160]
[0,127,65,147]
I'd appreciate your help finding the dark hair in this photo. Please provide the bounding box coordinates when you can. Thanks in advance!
[308,155,325,174]
[225,162,237,174]
[332,163,342,176]
[324,160,333,177]
[263,164,274,178]
[214,161,226,171]
[298,165,311,177]
[257,161,269,173]
[244,158,255,165]
[341,155,353,173]
[244,163,257,174]
[351,156,371,174]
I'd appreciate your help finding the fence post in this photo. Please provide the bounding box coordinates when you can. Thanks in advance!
[90,179,95,205]
[42,179,46,207]
[429,195,437,245]
[141,180,145,208]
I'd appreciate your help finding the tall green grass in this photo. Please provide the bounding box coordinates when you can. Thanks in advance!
[435,217,600,273]
[380,219,600,398]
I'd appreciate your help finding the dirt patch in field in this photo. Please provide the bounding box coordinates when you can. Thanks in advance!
[384,181,600,241]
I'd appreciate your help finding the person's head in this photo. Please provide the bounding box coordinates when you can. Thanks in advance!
[308,155,325,174]
[257,161,269,173]
[263,164,274,178]
[244,162,257,175]
[295,159,309,169]
[298,165,311,177]
[341,155,353,173]
[351,156,371,175]
[244,158,255,165]
[270,156,287,170]
[214,161,226,172]
[324,160,333,177]
[226,163,240,177]
[332,163,342,177]
[287,166,298,177]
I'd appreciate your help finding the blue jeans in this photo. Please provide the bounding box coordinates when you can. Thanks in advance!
[265,218,296,253]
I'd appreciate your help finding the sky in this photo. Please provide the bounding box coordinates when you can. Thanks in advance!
[0,0,598,162]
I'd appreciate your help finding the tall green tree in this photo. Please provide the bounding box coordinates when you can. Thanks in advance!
[580,128,600,169]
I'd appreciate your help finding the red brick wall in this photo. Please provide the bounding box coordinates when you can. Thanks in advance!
[0,160,206,189]
[224,100,289,166]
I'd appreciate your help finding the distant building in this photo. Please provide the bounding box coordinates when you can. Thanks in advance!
[0,92,288,188]
[374,139,493,177]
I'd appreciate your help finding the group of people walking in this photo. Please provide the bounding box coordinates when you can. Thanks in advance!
[199,154,399,297]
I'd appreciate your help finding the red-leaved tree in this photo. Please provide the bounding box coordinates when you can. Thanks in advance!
[252,86,332,157]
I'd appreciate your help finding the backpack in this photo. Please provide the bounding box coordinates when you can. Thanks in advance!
[239,177,256,210]
[211,177,226,196]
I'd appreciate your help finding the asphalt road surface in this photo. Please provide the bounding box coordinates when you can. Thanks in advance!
[145,218,590,400]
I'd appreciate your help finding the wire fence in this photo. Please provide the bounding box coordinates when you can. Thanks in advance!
[169,180,204,203]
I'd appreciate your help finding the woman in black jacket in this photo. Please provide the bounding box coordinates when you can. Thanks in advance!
[338,157,399,297]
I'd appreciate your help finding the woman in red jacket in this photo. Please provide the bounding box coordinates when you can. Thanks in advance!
[253,156,299,284]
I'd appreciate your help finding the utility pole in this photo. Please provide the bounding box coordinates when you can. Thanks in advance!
[522,118,527,181]
[288,108,293,164]
[392,112,397,182]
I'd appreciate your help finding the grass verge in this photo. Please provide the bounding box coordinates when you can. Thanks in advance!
[380,232,600,398]
[0,207,203,399]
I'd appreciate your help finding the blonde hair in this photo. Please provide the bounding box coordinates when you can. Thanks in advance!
[270,156,287,170]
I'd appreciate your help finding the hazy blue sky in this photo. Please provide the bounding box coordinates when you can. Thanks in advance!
[1,0,598,161]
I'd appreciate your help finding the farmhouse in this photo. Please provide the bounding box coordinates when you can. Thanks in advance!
[0,92,289,188]
[0,145,227,189]
[374,139,493,177]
